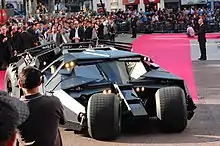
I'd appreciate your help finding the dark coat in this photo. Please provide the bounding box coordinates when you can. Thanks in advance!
[20,31,36,51]
[98,23,104,39]
[69,28,84,42]
[131,18,138,28]
[108,23,117,34]
[27,27,39,43]
[197,24,206,42]
[84,26,93,40]
[11,31,22,53]
[0,33,12,64]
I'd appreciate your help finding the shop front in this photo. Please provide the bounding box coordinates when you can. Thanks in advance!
[164,0,180,10]
[144,0,160,11]
[123,0,140,10]
[180,0,208,9]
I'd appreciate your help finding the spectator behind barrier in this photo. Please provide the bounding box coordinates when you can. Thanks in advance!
[186,25,195,38]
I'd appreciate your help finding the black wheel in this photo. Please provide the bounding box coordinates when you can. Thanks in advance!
[155,86,187,133]
[87,93,121,141]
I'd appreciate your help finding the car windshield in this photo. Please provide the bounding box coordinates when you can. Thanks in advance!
[125,61,148,80]
[98,61,129,84]
[51,58,147,84]
[98,60,147,83]
[59,64,105,82]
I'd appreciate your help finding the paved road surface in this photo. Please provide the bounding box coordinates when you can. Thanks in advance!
[60,34,220,146]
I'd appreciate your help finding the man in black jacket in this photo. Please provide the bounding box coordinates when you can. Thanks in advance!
[108,19,117,42]
[84,21,93,41]
[18,66,65,146]
[196,18,207,60]
[11,25,22,54]
[20,26,36,52]
[131,14,137,38]
[69,21,84,43]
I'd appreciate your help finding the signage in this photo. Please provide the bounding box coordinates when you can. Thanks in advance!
[97,3,105,13]
[123,0,140,5]
[181,0,207,5]
[128,0,135,3]
[143,0,160,4]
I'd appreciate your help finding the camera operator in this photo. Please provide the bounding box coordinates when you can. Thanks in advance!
[18,66,66,146]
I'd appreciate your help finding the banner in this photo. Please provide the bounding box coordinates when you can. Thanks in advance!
[181,0,207,5]
[123,0,140,5]
[144,0,160,4]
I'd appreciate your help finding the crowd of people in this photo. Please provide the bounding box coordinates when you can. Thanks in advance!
[114,7,220,33]
[0,11,119,69]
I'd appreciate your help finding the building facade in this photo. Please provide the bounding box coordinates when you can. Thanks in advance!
[92,0,164,12]
[92,0,220,12]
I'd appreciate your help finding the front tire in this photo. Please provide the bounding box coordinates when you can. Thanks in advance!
[4,73,15,97]
[155,86,187,133]
[87,93,121,140]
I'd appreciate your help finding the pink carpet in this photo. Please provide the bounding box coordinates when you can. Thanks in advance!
[0,71,5,90]
[145,33,220,40]
[133,34,198,101]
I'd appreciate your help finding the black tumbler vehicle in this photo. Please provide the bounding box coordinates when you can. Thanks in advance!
[5,41,196,140]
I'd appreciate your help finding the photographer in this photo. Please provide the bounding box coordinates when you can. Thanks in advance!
[18,66,66,146]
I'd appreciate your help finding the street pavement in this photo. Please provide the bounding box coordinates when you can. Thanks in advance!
[60,34,220,146]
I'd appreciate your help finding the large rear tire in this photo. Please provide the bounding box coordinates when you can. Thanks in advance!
[155,86,187,133]
[87,93,121,141]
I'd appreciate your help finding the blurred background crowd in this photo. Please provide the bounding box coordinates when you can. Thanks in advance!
[0,1,220,68]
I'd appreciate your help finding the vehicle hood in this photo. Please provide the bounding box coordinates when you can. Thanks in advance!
[140,68,183,80]
[55,76,100,90]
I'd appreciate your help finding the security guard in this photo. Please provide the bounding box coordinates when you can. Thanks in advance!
[18,66,65,146]
[196,18,207,60]
[131,14,138,38]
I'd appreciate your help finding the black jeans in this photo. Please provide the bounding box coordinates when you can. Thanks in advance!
[131,28,137,38]
[110,34,115,42]
[199,41,206,59]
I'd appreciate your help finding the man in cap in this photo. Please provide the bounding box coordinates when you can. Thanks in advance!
[0,90,32,146]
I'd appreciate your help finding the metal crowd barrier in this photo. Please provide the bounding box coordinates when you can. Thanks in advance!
[116,21,220,34]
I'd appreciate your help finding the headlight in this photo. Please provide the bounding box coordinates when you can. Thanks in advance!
[136,87,140,92]
[136,87,145,92]
[65,61,76,68]
[65,63,70,68]
[69,61,75,67]
[103,89,112,94]
[144,56,153,62]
